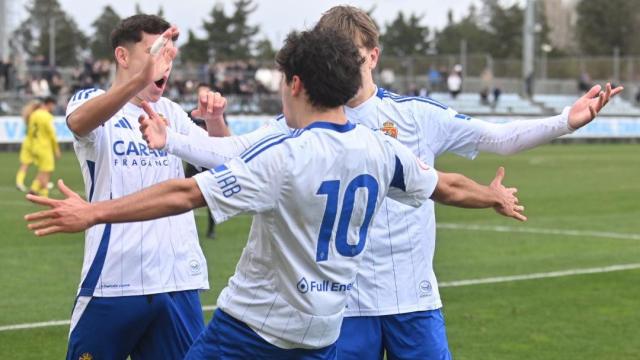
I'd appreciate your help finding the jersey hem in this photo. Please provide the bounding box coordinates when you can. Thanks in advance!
[343,300,443,317]
[78,282,210,297]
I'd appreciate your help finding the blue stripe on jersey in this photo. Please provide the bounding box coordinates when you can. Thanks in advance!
[243,136,292,163]
[210,164,228,174]
[275,113,285,121]
[305,121,356,133]
[240,133,288,160]
[86,160,96,202]
[71,88,95,102]
[79,223,112,296]
[82,88,98,99]
[390,156,406,191]
[379,88,448,110]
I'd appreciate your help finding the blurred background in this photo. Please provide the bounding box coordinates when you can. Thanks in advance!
[1,1,639,359]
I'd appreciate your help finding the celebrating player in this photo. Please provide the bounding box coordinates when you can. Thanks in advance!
[135,6,623,359]
[53,14,235,359]
[26,28,526,359]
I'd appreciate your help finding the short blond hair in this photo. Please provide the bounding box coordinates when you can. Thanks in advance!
[315,5,379,50]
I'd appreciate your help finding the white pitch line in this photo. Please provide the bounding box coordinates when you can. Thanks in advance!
[439,263,640,288]
[438,223,640,241]
[0,305,219,332]
[2,263,640,332]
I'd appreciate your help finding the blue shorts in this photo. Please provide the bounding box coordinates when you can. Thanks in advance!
[185,309,337,359]
[66,290,204,360]
[337,309,452,360]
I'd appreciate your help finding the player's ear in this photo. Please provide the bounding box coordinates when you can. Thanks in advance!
[291,75,303,97]
[114,46,129,68]
[369,47,380,71]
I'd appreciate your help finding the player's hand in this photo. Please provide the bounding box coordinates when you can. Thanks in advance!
[490,167,527,222]
[24,179,94,236]
[139,101,168,149]
[191,91,226,124]
[137,26,179,86]
[568,83,623,129]
[55,149,61,159]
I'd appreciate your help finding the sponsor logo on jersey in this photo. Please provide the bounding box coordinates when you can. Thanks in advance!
[381,120,398,138]
[112,140,170,167]
[296,277,353,294]
[297,277,309,294]
[113,117,134,130]
[418,280,433,297]
[79,353,93,360]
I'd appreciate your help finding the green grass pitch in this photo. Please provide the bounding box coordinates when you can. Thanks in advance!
[1,144,639,359]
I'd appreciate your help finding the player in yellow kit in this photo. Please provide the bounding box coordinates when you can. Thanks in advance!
[16,100,43,192]
[26,97,60,197]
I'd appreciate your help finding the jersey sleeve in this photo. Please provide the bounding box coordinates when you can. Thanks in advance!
[164,115,292,169]
[65,88,106,144]
[192,137,292,223]
[418,102,574,158]
[385,136,439,208]
[416,102,483,159]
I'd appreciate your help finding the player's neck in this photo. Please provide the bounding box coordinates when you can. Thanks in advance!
[294,106,348,129]
[346,78,376,108]
[112,71,144,106]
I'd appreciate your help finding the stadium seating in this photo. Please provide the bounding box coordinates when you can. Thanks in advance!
[533,94,640,116]
[429,92,544,115]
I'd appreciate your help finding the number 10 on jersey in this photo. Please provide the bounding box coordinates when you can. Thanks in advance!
[315,175,379,262]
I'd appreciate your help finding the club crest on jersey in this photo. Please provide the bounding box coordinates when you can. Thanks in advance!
[79,353,93,360]
[381,121,398,138]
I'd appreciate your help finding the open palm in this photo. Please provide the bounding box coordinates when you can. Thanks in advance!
[568,83,623,129]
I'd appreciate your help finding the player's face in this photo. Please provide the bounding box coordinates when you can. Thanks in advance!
[128,32,174,102]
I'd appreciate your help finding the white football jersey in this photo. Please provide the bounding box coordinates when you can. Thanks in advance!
[66,88,209,297]
[343,88,484,316]
[194,121,438,349]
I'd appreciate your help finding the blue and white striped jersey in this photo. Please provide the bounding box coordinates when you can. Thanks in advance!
[66,88,209,297]
[343,87,572,316]
[194,121,438,349]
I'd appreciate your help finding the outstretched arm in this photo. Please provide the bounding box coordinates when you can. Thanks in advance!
[25,179,206,236]
[66,27,179,137]
[138,99,285,169]
[432,167,526,221]
[428,83,623,157]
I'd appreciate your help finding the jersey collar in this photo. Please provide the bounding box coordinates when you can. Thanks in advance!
[305,121,356,132]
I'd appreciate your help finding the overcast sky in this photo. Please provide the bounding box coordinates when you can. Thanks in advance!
[11,0,485,46]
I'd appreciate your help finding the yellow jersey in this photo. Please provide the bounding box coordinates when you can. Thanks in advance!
[27,109,59,154]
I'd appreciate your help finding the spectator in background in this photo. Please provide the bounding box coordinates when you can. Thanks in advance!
[0,60,7,91]
[427,65,441,92]
[447,64,463,99]
[493,87,502,105]
[578,71,592,93]
[480,67,493,105]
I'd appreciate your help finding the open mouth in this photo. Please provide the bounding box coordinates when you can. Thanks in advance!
[154,77,167,89]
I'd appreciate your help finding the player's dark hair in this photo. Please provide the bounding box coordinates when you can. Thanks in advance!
[110,14,177,49]
[276,28,363,110]
[42,96,57,105]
